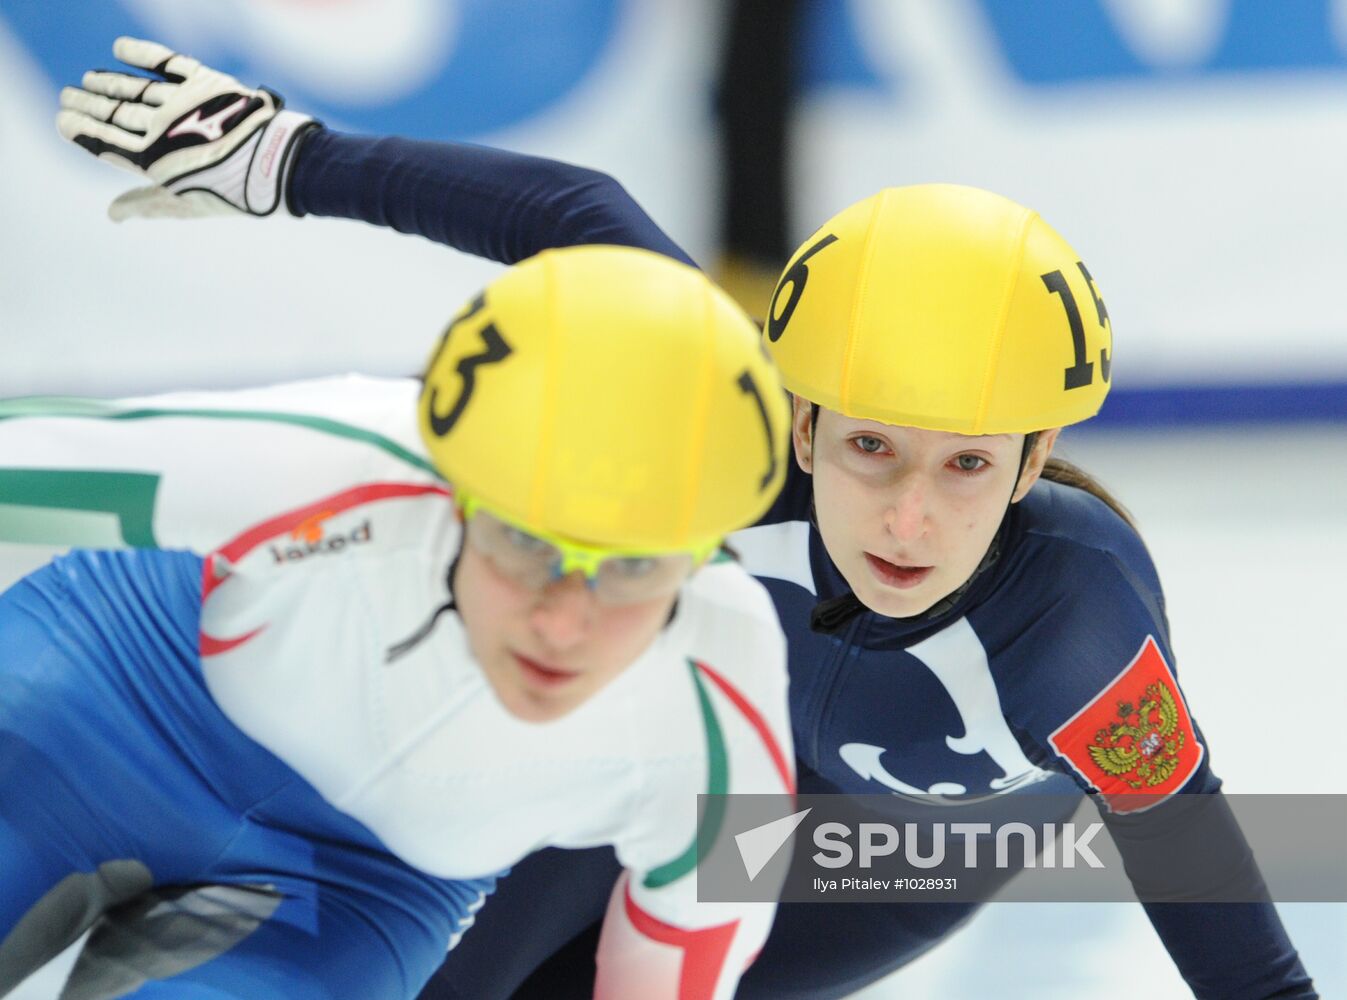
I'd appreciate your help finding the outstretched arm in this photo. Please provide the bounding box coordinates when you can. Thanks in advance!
[1025,543,1316,999]
[1104,790,1316,999]
[56,36,695,268]
[289,130,695,268]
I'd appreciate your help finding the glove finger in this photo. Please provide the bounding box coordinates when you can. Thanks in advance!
[108,186,180,221]
[55,109,148,169]
[110,101,156,134]
[57,106,150,149]
[140,81,176,107]
[111,36,175,72]
[81,70,158,103]
[110,186,238,221]
[114,36,201,83]
[60,87,124,122]
[60,89,153,138]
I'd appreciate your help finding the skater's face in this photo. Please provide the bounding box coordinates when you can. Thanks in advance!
[454,533,684,723]
[796,400,1056,619]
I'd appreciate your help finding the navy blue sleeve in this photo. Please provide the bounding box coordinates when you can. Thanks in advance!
[1100,790,1316,997]
[1139,888,1314,995]
[287,128,697,269]
[1141,903,1314,998]
[996,491,1315,998]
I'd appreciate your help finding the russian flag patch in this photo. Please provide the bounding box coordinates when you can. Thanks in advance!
[1049,636,1203,813]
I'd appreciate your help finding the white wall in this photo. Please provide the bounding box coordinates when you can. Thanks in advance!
[5,0,1347,398]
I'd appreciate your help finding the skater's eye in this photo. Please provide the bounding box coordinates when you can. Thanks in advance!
[950,454,988,475]
[604,557,658,579]
[850,435,888,455]
[503,526,552,555]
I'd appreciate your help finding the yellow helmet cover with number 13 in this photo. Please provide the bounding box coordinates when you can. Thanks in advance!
[765,184,1113,434]
[419,245,790,554]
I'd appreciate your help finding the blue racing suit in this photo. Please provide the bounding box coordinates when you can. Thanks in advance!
[0,548,491,998]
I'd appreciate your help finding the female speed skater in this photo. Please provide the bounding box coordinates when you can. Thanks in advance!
[0,235,796,996]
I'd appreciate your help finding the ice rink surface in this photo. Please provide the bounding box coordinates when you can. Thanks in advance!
[10,423,1347,999]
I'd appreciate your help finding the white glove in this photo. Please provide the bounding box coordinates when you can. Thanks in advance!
[55,36,319,220]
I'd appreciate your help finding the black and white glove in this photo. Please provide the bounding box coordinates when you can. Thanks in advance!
[55,36,319,220]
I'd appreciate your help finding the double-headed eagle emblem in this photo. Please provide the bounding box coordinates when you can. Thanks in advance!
[1087,679,1186,788]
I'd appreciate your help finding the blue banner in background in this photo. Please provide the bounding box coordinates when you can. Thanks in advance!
[1090,380,1347,428]
[0,0,620,137]
[973,0,1347,83]
[798,0,888,93]
[5,0,1345,138]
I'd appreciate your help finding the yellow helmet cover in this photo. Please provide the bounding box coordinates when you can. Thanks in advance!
[766,184,1113,434]
[419,245,790,552]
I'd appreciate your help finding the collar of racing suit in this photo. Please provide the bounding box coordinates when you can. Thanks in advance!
[385,549,462,663]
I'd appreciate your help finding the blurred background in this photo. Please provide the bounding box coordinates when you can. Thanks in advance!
[2,1,1345,997]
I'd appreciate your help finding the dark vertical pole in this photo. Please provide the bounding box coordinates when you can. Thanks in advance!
[714,0,800,317]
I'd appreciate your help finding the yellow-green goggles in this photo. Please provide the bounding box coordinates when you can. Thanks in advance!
[458,494,719,606]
